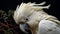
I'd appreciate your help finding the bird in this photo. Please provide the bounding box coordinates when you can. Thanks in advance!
[13,1,60,34]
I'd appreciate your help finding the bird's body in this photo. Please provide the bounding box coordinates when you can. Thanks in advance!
[13,2,60,34]
[25,10,60,34]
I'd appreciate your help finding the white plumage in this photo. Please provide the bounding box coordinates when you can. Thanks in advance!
[13,2,60,34]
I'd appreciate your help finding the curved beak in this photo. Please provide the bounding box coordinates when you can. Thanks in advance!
[19,23,30,34]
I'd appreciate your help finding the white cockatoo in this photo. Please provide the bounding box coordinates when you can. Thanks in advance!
[13,1,60,34]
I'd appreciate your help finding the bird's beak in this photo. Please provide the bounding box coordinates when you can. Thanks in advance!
[19,23,30,34]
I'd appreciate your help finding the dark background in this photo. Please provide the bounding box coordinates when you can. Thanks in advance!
[0,0,60,34]
[0,0,60,20]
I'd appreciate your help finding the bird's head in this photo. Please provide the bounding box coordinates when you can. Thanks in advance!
[13,2,50,34]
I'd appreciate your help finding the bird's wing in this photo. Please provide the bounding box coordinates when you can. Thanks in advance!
[38,20,60,34]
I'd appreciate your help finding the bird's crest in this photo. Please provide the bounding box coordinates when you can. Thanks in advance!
[16,2,50,11]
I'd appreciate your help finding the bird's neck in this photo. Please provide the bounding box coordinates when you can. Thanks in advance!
[30,25,39,34]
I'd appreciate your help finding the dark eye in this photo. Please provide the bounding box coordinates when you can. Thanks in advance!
[26,18,28,20]
[24,17,29,21]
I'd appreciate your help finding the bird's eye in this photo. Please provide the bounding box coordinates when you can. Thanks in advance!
[26,18,28,20]
[24,17,29,21]
[25,18,28,21]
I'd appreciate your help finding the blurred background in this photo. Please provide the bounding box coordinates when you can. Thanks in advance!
[0,0,60,34]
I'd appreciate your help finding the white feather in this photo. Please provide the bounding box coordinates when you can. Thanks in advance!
[13,2,60,34]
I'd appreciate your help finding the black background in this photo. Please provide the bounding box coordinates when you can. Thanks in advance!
[0,0,60,20]
[0,0,60,34]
